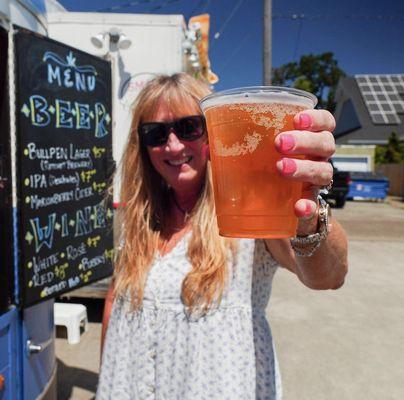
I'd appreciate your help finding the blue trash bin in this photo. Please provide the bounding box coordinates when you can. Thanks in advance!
[347,172,390,200]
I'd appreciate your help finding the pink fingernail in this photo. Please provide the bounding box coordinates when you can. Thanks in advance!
[304,203,313,217]
[280,134,295,152]
[299,113,312,129]
[282,158,297,175]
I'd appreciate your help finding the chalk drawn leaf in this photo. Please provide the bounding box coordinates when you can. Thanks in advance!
[25,231,34,244]
[21,104,30,117]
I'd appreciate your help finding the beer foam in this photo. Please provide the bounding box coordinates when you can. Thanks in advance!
[214,131,263,157]
[229,102,303,132]
[201,90,315,111]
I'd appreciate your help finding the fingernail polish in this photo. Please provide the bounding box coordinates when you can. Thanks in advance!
[282,158,297,175]
[304,203,313,217]
[280,134,295,152]
[299,113,312,129]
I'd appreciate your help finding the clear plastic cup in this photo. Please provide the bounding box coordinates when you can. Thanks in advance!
[200,86,317,238]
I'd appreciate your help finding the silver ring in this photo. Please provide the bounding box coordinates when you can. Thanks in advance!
[320,179,333,195]
[324,179,333,191]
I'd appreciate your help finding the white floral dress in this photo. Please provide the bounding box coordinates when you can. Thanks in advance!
[96,236,282,400]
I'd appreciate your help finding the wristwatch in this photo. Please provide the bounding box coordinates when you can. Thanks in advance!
[290,195,330,257]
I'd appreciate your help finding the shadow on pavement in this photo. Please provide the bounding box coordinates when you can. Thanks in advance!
[57,358,98,400]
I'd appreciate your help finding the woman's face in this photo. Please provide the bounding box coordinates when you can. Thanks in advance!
[144,101,208,196]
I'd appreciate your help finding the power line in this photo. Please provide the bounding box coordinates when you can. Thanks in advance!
[213,0,245,41]
[273,14,404,20]
[218,32,251,74]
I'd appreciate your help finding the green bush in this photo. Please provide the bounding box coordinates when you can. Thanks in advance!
[375,132,404,164]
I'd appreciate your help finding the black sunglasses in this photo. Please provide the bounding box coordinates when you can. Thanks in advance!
[138,115,206,147]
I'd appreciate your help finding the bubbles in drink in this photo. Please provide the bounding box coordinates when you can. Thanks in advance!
[228,103,304,134]
[214,131,262,157]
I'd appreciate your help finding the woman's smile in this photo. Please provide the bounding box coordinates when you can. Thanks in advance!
[164,155,193,167]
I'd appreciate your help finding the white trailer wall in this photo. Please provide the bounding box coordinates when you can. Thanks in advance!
[46,12,187,203]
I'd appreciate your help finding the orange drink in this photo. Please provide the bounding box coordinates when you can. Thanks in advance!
[200,87,317,238]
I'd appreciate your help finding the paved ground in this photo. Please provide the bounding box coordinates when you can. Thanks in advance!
[271,200,404,400]
[56,198,404,400]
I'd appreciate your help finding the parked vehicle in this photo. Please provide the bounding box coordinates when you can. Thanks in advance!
[322,160,351,208]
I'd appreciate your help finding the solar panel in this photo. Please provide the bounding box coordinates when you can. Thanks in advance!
[355,74,404,125]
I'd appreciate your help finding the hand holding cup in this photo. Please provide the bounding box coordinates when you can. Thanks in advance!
[274,109,336,235]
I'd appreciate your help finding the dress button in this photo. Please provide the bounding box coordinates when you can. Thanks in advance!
[149,350,157,359]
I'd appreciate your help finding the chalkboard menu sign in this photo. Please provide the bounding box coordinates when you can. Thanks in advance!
[15,29,114,306]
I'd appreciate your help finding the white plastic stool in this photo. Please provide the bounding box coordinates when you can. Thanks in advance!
[54,303,88,345]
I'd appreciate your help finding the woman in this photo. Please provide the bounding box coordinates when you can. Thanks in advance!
[97,73,348,400]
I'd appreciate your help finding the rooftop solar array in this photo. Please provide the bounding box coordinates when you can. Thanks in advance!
[355,74,404,125]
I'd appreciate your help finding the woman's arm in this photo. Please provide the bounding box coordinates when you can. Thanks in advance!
[101,278,115,357]
[266,216,348,290]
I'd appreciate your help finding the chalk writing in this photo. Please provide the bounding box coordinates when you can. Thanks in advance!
[40,281,67,298]
[21,95,111,137]
[92,181,106,193]
[32,252,59,274]
[29,213,56,252]
[81,254,105,271]
[27,174,47,189]
[68,276,80,288]
[80,169,96,183]
[79,271,92,283]
[54,262,69,280]
[74,186,94,201]
[49,173,80,188]
[66,242,87,260]
[29,191,74,210]
[44,51,97,92]
[87,235,101,248]
[104,248,114,261]
[92,146,106,158]
[26,142,68,160]
[16,30,113,305]
[27,201,108,254]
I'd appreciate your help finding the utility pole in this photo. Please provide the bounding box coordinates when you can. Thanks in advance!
[263,0,272,85]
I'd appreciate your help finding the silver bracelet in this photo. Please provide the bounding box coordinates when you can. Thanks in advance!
[290,195,330,257]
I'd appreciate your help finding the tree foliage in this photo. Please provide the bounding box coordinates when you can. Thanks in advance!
[375,132,404,164]
[272,52,346,112]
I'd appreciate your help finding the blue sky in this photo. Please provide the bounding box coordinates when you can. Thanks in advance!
[59,0,404,91]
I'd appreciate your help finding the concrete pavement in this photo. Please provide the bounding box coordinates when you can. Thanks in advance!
[56,199,404,399]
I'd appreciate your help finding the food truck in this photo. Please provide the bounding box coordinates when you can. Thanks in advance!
[0,1,213,398]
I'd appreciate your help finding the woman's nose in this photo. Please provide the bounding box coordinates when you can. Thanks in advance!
[165,131,185,152]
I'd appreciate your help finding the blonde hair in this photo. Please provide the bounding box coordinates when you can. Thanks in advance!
[114,73,236,313]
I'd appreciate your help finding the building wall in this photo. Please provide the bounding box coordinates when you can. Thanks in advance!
[333,145,376,172]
